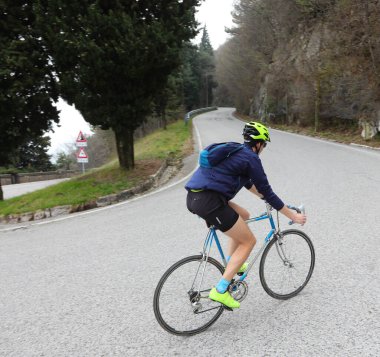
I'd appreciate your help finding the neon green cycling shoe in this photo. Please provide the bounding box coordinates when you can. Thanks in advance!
[209,287,240,309]
[238,262,248,274]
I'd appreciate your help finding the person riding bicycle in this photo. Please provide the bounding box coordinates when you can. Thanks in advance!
[185,121,307,309]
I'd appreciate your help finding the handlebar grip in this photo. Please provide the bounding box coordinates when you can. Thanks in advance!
[288,204,305,225]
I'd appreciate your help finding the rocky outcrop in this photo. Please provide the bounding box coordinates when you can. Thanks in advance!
[251,3,380,138]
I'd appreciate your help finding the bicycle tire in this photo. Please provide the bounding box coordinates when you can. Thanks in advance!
[259,229,315,300]
[153,255,225,336]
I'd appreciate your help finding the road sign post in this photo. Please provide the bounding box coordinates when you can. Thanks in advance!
[76,132,88,173]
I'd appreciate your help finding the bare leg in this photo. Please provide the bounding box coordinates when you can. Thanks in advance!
[222,216,256,281]
[227,201,250,257]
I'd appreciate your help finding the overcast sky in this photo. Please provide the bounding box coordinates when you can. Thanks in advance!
[48,0,235,158]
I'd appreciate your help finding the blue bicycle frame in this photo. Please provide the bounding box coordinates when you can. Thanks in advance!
[201,203,278,282]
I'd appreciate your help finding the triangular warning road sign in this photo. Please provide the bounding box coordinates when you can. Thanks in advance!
[76,131,87,142]
[77,148,88,159]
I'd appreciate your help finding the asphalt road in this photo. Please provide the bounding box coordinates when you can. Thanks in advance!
[0,108,379,356]
[2,179,69,199]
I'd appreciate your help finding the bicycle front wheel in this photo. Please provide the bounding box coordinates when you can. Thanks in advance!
[153,255,225,336]
[259,229,315,300]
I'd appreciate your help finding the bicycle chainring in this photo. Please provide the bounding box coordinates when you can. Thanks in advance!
[228,281,249,302]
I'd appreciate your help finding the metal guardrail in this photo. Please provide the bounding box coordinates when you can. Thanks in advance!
[184,106,218,125]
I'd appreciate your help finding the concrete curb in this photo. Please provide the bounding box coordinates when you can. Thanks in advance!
[0,158,182,225]
[349,142,380,151]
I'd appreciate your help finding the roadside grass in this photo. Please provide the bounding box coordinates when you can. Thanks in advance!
[135,120,193,159]
[0,120,192,216]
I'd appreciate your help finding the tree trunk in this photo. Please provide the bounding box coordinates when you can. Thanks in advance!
[363,1,379,79]
[0,182,3,201]
[114,127,134,169]
[162,111,167,130]
[314,73,321,133]
[284,93,288,125]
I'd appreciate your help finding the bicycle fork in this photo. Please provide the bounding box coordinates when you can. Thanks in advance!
[274,232,293,267]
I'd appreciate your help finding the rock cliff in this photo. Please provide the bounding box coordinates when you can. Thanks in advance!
[253,2,380,138]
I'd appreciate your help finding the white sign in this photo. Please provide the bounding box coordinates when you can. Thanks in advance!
[77,148,89,163]
[76,131,87,147]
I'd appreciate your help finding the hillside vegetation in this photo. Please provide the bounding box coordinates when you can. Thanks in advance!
[215,0,380,141]
[0,120,191,216]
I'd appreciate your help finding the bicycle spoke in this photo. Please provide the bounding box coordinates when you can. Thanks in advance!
[288,268,300,289]
[259,230,315,300]
[154,255,224,335]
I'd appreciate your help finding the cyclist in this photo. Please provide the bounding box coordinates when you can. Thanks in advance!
[185,121,307,309]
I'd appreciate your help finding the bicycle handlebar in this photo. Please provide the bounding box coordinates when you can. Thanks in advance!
[249,202,306,226]
[288,204,305,225]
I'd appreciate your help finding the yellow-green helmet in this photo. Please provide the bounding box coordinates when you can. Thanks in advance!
[243,121,270,143]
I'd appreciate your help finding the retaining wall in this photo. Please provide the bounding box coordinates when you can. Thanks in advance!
[0,171,78,186]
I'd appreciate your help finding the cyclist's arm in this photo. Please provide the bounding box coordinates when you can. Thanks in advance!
[279,206,307,225]
[248,185,263,199]
[245,157,284,210]
[248,181,306,224]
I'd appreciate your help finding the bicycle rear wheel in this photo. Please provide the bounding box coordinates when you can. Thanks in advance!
[259,229,315,300]
[153,255,225,335]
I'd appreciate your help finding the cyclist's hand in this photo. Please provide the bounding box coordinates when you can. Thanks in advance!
[280,205,307,225]
[292,213,307,225]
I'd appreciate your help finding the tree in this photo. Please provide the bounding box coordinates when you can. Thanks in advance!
[0,0,60,199]
[180,43,202,111]
[216,0,304,116]
[56,128,117,171]
[153,82,171,131]
[11,136,54,171]
[84,128,116,168]
[295,0,337,17]
[56,152,75,171]
[214,36,259,115]
[198,27,216,107]
[36,0,200,169]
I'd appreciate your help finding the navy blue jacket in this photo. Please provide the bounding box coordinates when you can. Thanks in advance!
[185,143,284,211]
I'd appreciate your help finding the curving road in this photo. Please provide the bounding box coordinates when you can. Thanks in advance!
[0,108,379,356]
[2,179,69,200]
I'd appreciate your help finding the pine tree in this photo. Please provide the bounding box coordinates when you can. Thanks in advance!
[180,43,202,111]
[0,0,59,199]
[12,136,54,171]
[198,27,216,107]
[0,1,59,163]
[199,26,214,55]
[36,0,200,169]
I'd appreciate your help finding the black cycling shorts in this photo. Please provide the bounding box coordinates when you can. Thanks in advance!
[186,190,239,232]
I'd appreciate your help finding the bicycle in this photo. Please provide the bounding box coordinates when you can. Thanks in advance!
[153,203,315,336]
